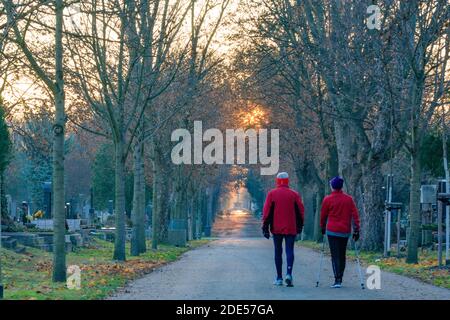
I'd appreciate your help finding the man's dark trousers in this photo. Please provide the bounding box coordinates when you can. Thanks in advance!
[273,234,296,279]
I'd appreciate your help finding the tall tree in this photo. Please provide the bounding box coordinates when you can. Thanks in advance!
[234,0,449,252]
[398,0,449,263]
[0,100,12,299]
[3,0,67,281]
[67,0,191,260]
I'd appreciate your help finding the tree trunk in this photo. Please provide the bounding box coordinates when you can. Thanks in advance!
[113,140,126,261]
[131,138,146,256]
[173,166,186,221]
[0,173,3,297]
[52,0,66,282]
[406,67,425,263]
[204,187,213,236]
[131,143,141,256]
[0,173,7,221]
[310,129,338,243]
[187,195,194,241]
[137,143,146,253]
[334,119,361,195]
[151,153,159,249]
[302,187,315,240]
[152,142,168,248]
[327,144,339,178]
[168,165,188,246]
[159,181,170,243]
[293,160,309,239]
[360,164,385,251]
[196,189,203,239]
[406,147,422,263]
[192,190,199,239]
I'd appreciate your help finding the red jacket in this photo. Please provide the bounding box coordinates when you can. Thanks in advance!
[262,183,305,235]
[320,190,360,234]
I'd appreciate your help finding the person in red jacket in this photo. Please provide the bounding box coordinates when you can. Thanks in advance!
[320,176,360,288]
[262,172,305,287]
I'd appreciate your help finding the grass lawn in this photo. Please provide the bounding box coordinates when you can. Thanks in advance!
[297,240,450,290]
[1,238,212,300]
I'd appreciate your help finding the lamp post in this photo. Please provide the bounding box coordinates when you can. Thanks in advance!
[385,202,403,257]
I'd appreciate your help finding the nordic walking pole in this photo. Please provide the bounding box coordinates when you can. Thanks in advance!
[353,240,365,289]
[315,238,326,287]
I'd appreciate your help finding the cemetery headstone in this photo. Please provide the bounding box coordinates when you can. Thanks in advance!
[420,185,437,247]
[66,219,81,232]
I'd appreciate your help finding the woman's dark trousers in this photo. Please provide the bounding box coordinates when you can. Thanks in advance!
[327,235,349,282]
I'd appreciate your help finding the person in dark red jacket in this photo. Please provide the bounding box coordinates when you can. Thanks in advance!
[262,172,304,287]
[320,176,360,288]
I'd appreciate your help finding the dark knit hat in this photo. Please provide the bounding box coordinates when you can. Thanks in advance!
[330,176,344,190]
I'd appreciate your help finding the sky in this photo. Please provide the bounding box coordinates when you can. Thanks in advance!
[1,0,244,118]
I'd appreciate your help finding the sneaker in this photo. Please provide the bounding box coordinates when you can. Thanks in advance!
[330,281,342,288]
[273,278,283,286]
[285,274,294,287]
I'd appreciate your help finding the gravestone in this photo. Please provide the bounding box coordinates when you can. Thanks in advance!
[420,185,437,206]
[32,219,53,230]
[420,185,437,246]
[66,219,81,232]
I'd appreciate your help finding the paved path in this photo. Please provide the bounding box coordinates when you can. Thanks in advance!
[110,211,450,300]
